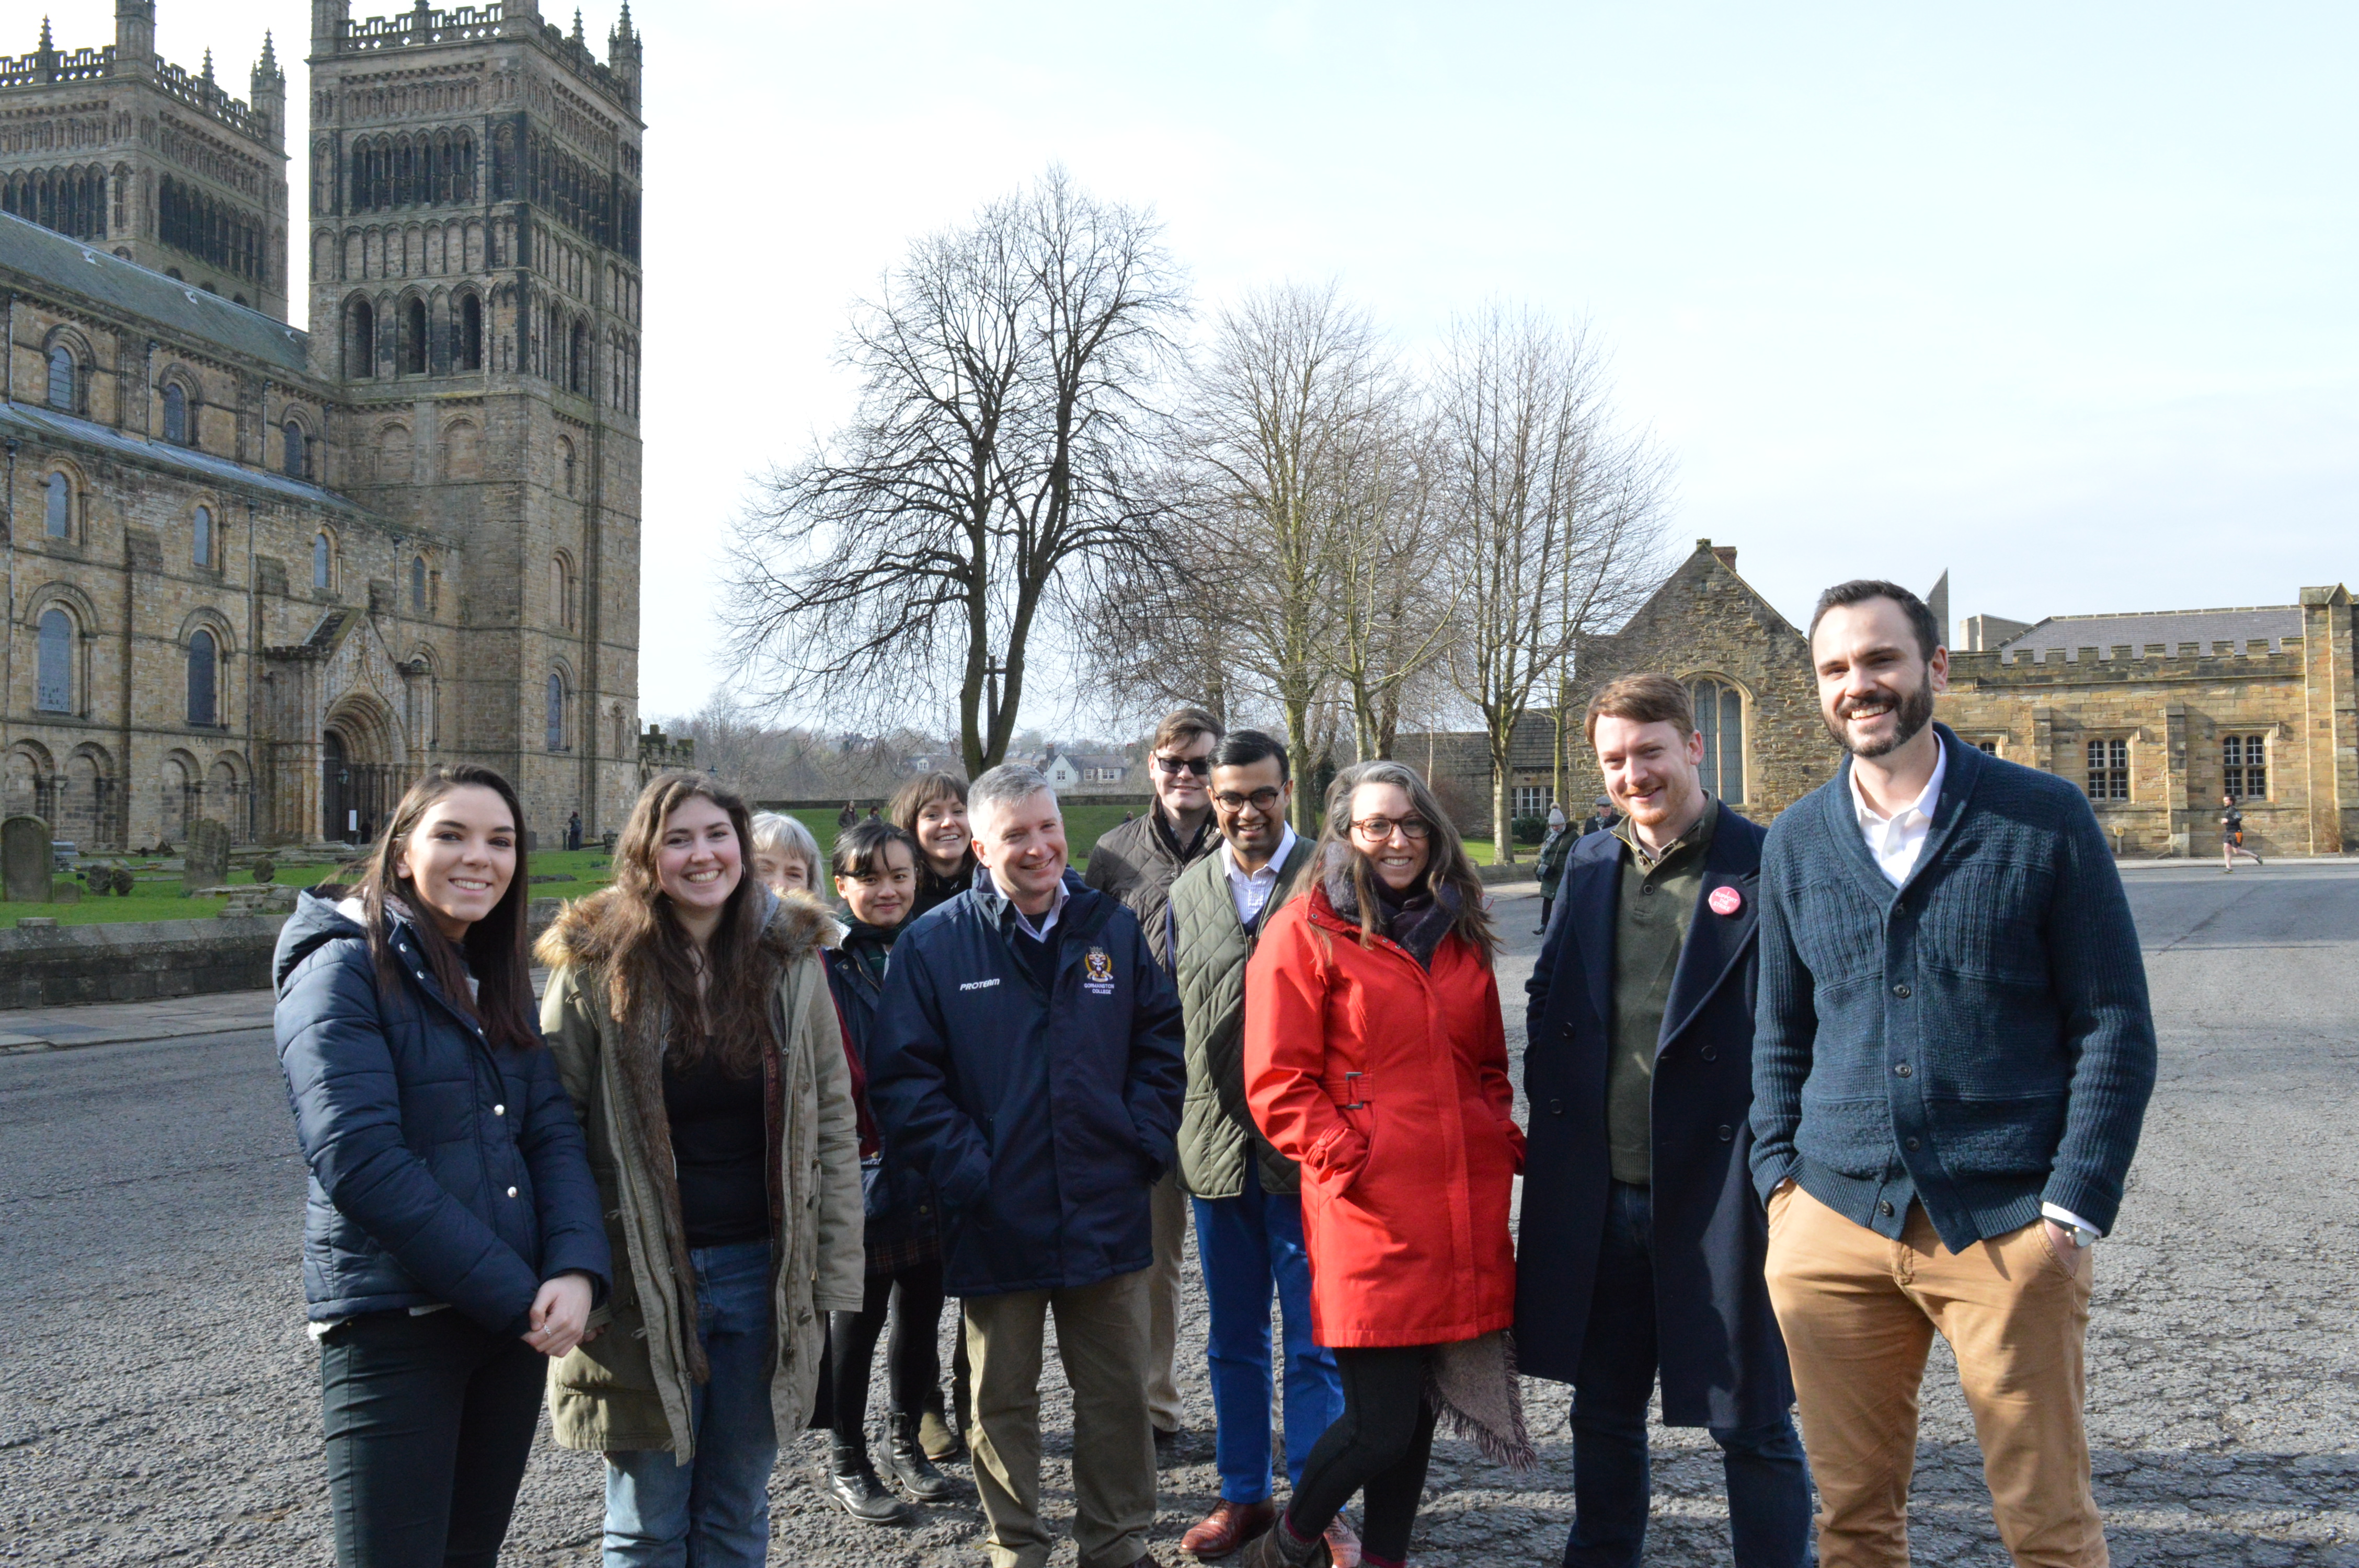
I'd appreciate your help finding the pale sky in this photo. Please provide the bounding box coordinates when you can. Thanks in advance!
[52,1,2359,727]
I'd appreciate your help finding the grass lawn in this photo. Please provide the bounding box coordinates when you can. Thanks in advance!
[781,802,1140,872]
[0,846,623,931]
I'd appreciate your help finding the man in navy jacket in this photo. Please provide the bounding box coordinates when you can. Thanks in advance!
[1753,581,2156,1568]
[1519,675,1807,1568]
[869,765,1185,1568]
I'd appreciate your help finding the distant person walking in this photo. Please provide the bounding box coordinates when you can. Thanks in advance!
[1164,730,1351,1566]
[568,809,584,851]
[1533,803,1573,934]
[1244,760,1528,1568]
[1084,705,1227,1458]
[840,801,860,830]
[2220,793,2262,872]
[868,765,1186,1568]
[1754,580,2157,1568]
[1583,797,1618,837]
[272,764,610,1568]
[535,771,865,1568]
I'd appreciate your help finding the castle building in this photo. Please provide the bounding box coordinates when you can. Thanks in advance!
[1401,540,2356,860]
[0,0,645,850]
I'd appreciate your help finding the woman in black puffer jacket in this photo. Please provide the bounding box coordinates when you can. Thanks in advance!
[273,764,610,1568]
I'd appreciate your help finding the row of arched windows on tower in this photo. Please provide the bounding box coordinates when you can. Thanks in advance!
[2,164,110,242]
[343,293,484,379]
[158,177,267,285]
[345,129,479,213]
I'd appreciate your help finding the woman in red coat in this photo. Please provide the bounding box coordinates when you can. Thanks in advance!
[1243,760,1527,1568]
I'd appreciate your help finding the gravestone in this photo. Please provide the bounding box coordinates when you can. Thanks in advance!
[2,816,50,903]
[183,820,231,898]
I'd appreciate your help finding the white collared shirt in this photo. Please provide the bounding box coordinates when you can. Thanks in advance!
[1005,875,1069,942]
[1223,824,1299,926]
[1849,743,2104,1239]
[1849,743,1948,889]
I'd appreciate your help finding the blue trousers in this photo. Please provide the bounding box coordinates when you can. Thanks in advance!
[604,1241,780,1568]
[1192,1159,1344,1505]
[1565,1182,1812,1568]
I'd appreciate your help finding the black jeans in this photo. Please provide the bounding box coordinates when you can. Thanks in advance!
[1566,1182,1811,1567]
[828,1260,947,1445]
[1281,1345,1438,1566]
[318,1308,547,1568]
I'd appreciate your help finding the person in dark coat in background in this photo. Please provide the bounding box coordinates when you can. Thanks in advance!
[273,764,610,1568]
[1581,797,1618,837]
[869,765,1186,1568]
[1533,803,1574,934]
[1518,676,1807,1568]
[567,809,584,851]
[819,819,958,1523]
[1084,704,1226,1457]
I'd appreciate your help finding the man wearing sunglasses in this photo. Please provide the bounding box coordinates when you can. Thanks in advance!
[1085,705,1226,1460]
[1159,731,1354,1564]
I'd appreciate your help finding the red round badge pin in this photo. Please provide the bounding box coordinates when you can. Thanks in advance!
[1708,885,1743,917]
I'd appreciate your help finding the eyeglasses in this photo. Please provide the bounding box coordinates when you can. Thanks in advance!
[1213,787,1284,813]
[1154,754,1211,778]
[1349,815,1432,842]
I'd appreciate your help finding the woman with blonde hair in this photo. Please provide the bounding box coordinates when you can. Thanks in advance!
[1244,760,1527,1568]
[749,811,824,897]
[536,770,865,1567]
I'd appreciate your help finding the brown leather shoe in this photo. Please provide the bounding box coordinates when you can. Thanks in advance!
[1321,1517,1361,1568]
[1182,1498,1277,1560]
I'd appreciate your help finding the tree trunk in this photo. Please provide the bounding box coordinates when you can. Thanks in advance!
[1490,724,1516,864]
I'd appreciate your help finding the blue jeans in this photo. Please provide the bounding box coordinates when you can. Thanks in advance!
[604,1241,779,1568]
[1565,1182,1812,1568]
[1193,1159,1344,1505]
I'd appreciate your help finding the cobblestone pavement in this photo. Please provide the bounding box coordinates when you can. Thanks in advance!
[2,861,2354,1565]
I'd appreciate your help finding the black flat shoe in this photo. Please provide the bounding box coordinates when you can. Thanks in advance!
[829,1440,914,1524]
[886,1413,958,1502]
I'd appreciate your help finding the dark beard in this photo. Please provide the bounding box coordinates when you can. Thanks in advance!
[1826,676,1936,758]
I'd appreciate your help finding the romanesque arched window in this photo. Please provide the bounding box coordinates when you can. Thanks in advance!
[37,608,73,712]
[404,297,428,375]
[546,672,567,752]
[45,472,70,538]
[283,418,306,479]
[163,383,189,445]
[192,504,213,568]
[1689,677,1746,805]
[458,294,482,371]
[569,318,590,395]
[313,532,333,591]
[347,298,375,379]
[187,630,218,726]
[47,344,74,410]
[559,436,576,497]
[411,556,428,613]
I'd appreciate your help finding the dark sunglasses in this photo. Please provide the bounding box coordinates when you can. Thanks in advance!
[1154,754,1211,778]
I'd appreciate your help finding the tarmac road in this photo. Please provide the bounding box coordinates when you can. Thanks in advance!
[2,860,2354,1565]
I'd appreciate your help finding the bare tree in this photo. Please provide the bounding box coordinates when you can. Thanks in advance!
[1331,401,1456,763]
[1136,282,1397,828]
[1436,305,1670,861]
[725,168,1186,774]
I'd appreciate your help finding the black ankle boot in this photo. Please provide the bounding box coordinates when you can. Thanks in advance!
[828,1436,913,1524]
[885,1412,958,1501]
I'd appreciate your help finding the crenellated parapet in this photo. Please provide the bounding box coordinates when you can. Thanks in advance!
[1948,641,2306,689]
[320,2,641,116]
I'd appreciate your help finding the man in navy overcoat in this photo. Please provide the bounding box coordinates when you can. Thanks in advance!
[1517,674,1809,1568]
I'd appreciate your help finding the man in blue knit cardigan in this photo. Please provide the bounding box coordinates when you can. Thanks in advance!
[1751,581,2156,1568]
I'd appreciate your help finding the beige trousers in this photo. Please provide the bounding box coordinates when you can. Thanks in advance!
[1148,1168,1188,1431]
[964,1269,1158,1568]
[1765,1183,2106,1568]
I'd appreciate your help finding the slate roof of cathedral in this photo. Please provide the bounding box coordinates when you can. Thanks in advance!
[1995,606,2303,662]
[0,399,368,513]
[0,210,311,374]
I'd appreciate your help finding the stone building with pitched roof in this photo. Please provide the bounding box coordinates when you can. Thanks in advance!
[1403,540,2356,859]
[1,1,647,850]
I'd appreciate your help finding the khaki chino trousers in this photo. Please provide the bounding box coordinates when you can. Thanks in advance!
[1765,1184,2106,1568]
[963,1267,1158,1568]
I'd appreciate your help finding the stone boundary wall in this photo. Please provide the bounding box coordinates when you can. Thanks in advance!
[0,899,568,1008]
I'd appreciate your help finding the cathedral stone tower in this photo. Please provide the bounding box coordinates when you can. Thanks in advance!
[306,0,644,841]
[0,2,291,319]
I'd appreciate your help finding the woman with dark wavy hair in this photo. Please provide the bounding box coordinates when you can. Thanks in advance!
[536,770,864,1568]
[273,764,611,1568]
[1243,760,1527,1568]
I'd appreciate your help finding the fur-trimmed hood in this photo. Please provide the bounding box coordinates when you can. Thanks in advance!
[534,883,839,974]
